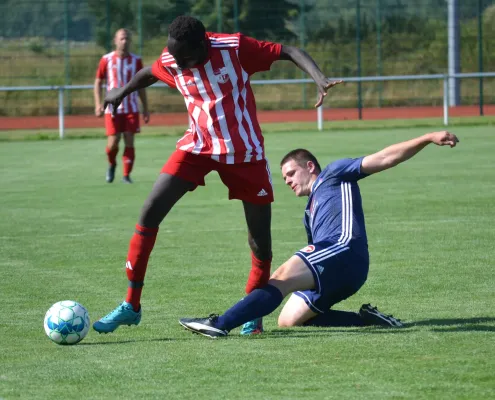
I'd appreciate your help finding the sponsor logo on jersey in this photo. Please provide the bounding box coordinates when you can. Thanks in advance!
[213,67,230,84]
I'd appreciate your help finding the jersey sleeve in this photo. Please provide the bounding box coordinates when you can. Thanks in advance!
[151,58,177,88]
[238,34,282,75]
[95,57,107,80]
[325,157,368,182]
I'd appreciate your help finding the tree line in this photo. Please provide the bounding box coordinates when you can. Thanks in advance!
[2,0,494,46]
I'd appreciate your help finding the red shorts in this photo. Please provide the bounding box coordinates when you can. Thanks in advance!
[161,150,274,204]
[105,113,140,136]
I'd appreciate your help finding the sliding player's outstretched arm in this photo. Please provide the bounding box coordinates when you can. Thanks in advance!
[279,45,343,107]
[104,66,158,115]
[361,130,459,175]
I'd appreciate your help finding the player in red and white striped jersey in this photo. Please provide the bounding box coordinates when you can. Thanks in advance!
[93,16,343,336]
[94,28,150,184]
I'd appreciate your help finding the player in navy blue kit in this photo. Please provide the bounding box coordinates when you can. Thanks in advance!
[179,130,459,338]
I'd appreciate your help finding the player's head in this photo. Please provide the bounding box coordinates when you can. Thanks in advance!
[114,28,131,53]
[280,149,321,197]
[168,16,208,69]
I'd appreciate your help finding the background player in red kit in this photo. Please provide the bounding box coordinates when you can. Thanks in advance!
[94,28,150,184]
[93,16,342,335]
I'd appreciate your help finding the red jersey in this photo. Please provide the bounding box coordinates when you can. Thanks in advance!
[151,32,281,164]
[96,52,143,115]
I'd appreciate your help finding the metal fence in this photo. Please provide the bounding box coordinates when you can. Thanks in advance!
[2,72,494,138]
[1,0,495,116]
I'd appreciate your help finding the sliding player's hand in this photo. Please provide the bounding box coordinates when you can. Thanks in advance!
[103,88,125,116]
[315,79,344,108]
[429,131,460,148]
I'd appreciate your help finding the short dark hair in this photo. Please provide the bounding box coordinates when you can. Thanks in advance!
[168,16,206,47]
[280,149,321,173]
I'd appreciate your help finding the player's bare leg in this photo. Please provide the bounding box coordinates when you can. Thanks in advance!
[137,173,196,227]
[278,294,318,327]
[240,201,272,334]
[267,256,315,297]
[126,172,195,310]
[106,133,121,183]
[122,132,135,183]
[279,293,367,327]
[180,256,315,338]
[93,173,195,333]
[243,202,273,286]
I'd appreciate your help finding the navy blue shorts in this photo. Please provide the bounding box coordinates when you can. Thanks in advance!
[294,242,369,313]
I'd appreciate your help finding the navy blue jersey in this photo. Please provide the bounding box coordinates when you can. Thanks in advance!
[304,157,369,252]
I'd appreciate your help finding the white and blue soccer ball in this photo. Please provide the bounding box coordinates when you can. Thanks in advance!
[43,300,90,345]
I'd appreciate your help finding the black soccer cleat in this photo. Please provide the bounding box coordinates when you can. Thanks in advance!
[106,164,116,183]
[179,314,228,339]
[122,175,133,184]
[359,304,404,327]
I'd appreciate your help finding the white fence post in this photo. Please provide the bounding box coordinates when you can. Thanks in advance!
[58,87,65,139]
[443,75,449,126]
[317,87,323,131]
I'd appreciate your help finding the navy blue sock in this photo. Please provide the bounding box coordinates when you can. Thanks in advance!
[303,310,364,327]
[216,284,283,331]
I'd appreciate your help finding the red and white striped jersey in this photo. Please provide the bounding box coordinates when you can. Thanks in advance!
[151,32,281,164]
[96,52,143,115]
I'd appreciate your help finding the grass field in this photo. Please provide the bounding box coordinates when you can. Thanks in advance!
[1,125,494,399]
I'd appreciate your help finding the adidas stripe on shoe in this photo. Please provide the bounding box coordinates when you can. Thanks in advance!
[359,304,403,327]
[179,314,228,339]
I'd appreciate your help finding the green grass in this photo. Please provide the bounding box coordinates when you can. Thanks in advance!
[1,126,494,399]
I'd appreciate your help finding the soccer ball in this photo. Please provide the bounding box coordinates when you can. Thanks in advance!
[43,300,90,345]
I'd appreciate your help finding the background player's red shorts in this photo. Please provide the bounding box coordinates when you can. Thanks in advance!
[104,113,140,136]
[161,150,274,204]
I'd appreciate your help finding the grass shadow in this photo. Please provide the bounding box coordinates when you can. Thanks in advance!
[405,317,495,326]
[405,317,495,332]
[259,316,495,338]
[264,327,409,339]
[79,337,191,346]
[79,317,495,344]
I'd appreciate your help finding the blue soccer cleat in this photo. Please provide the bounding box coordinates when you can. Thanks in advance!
[240,317,263,335]
[93,301,141,333]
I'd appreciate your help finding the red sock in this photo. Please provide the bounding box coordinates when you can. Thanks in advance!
[245,252,272,294]
[125,224,158,311]
[123,146,135,177]
[106,146,118,166]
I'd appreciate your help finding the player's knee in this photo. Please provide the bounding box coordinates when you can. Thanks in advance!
[277,314,301,327]
[108,143,119,152]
